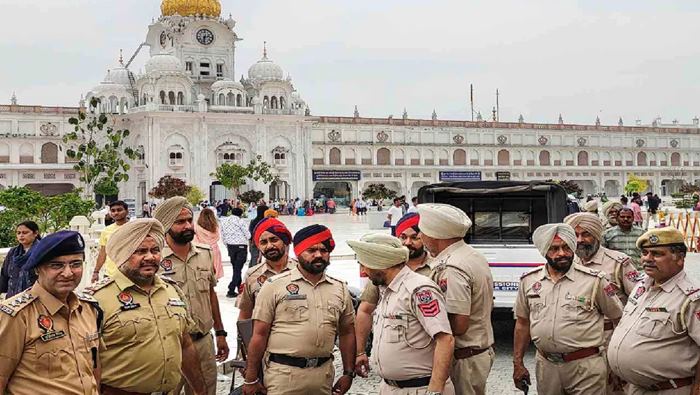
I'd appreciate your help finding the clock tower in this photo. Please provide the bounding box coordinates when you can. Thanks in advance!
[144,0,241,97]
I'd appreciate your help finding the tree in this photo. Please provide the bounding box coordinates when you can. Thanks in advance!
[680,182,700,195]
[240,190,265,204]
[362,183,397,201]
[186,186,206,207]
[149,176,191,199]
[624,175,648,195]
[211,155,279,198]
[62,97,138,199]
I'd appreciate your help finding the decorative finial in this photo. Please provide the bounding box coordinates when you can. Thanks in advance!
[119,49,123,65]
[558,114,564,124]
[518,114,524,123]
[263,41,267,58]
[618,117,624,126]
[492,107,497,121]
[432,109,437,120]
[10,92,17,105]
[353,105,359,118]
[595,116,600,126]
[402,108,408,120]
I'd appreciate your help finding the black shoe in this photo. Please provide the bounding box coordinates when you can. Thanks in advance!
[226,292,238,298]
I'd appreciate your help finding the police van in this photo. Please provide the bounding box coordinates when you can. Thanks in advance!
[417,181,569,312]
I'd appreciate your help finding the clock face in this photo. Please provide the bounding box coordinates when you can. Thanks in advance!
[160,31,168,47]
[196,29,214,45]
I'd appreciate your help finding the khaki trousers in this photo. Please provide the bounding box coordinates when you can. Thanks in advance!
[379,378,456,395]
[450,348,495,395]
[173,333,218,395]
[263,358,334,395]
[535,352,607,395]
[625,384,691,395]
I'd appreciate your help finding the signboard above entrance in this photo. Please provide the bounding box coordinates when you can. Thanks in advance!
[312,170,362,181]
[439,171,481,181]
[496,171,511,181]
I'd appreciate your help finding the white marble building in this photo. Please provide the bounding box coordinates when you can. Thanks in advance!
[1,0,699,208]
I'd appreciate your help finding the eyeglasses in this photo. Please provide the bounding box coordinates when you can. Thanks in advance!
[45,261,84,271]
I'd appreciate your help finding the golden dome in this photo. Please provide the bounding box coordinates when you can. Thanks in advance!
[161,0,221,17]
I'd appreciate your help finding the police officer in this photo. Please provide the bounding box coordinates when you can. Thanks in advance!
[349,233,455,395]
[513,223,624,395]
[238,217,296,321]
[86,219,207,395]
[0,231,100,395]
[154,196,229,395]
[417,203,494,395]
[243,225,356,395]
[355,212,432,374]
[608,228,700,395]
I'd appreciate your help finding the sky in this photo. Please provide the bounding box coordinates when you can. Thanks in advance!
[1,0,699,125]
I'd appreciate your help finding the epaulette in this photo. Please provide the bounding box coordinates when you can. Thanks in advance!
[246,262,266,277]
[83,277,115,295]
[324,273,347,284]
[194,242,211,250]
[268,271,292,283]
[678,276,700,302]
[574,263,606,278]
[0,291,37,317]
[520,266,543,279]
[160,275,178,286]
[77,292,98,303]
[602,248,631,265]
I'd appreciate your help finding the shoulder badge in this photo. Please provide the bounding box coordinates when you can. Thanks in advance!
[574,263,605,278]
[1,291,37,317]
[83,277,115,295]
[160,275,178,286]
[603,248,631,265]
[414,288,440,317]
[678,277,700,302]
[520,265,543,279]
[77,292,98,303]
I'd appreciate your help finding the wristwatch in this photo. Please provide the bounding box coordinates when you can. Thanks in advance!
[215,329,228,337]
[342,370,356,379]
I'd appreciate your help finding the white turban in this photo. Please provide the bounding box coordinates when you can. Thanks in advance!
[417,203,471,239]
[564,212,604,242]
[153,196,192,231]
[347,233,409,270]
[583,200,598,212]
[107,219,165,267]
[532,223,577,257]
[602,201,623,217]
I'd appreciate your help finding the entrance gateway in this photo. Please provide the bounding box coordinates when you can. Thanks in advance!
[312,170,361,207]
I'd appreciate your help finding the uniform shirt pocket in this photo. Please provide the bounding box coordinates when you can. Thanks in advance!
[195,267,212,292]
[323,299,343,325]
[527,296,545,319]
[382,316,408,343]
[105,311,154,346]
[280,299,309,322]
[635,311,671,339]
[34,338,73,378]
[561,298,595,321]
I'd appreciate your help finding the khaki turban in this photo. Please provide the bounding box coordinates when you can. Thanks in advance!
[564,212,604,242]
[153,196,192,231]
[532,223,576,257]
[602,201,623,217]
[107,219,165,267]
[347,233,409,270]
[583,200,598,212]
[417,203,471,239]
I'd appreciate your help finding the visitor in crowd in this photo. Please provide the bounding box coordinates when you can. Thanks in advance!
[620,195,629,207]
[247,201,258,219]
[407,196,419,213]
[264,208,279,218]
[326,198,336,214]
[92,200,130,282]
[248,205,269,266]
[630,196,644,227]
[194,207,224,279]
[0,221,41,297]
[142,202,151,218]
[220,207,250,298]
[386,198,403,236]
[350,198,357,216]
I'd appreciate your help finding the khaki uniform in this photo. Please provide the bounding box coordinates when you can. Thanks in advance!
[515,263,624,395]
[374,266,455,395]
[576,246,641,394]
[360,257,432,305]
[430,241,494,395]
[608,271,700,395]
[86,270,193,393]
[253,266,355,394]
[0,282,100,395]
[238,257,297,312]
[161,243,218,395]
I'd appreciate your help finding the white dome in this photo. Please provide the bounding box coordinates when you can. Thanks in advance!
[91,71,130,96]
[211,79,244,91]
[107,66,134,87]
[248,53,284,81]
[145,53,184,74]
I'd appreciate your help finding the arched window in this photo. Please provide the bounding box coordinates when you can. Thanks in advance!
[329,147,341,165]
[280,97,286,109]
[141,94,147,105]
[671,152,681,166]
[313,148,324,165]
[497,149,510,166]
[577,151,589,166]
[263,96,269,109]
[160,91,166,104]
[483,150,494,166]
[453,149,466,166]
[168,91,176,105]
[637,152,647,166]
[470,150,479,166]
[168,145,184,167]
[227,93,235,106]
[41,143,58,164]
[273,151,287,166]
[410,149,421,166]
[360,148,372,165]
[539,150,550,166]
[393,149,404,165]
[424,149,435,166]
[564,151,574,166]
[438,149,449,166]
[271,96,278,109]
[345,148,356,165]
[0,143,9,163]
[177,92,184,105]
[218,94,225,105]
[526,151,535,166]
[236,94,242,107]
[109,96,118,113]
[19,143,33,164]
[377,148,391,165]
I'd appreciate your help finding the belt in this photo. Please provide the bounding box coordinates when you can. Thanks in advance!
[648,377,694,391]
[384,376,431,388]
[454,347,489,360]
[268,353,332,368]
[100,384,165,395]
[190,332,208,341]
[539,347,600,363]
[604,321,614,331]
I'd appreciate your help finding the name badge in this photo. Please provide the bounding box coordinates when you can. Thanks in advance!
[285,294,307,301]
[41,331,66,342]
[86,332,99,341]
[645,307,668,312]
[168,298,186,307]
